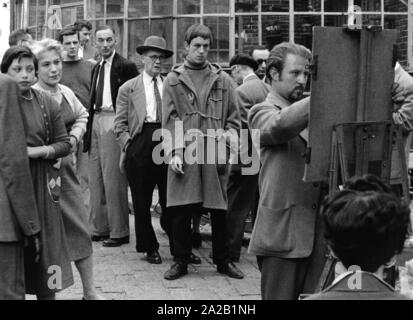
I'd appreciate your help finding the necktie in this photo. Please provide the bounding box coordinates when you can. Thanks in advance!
[153,77,162,122]
[95,61,106,111]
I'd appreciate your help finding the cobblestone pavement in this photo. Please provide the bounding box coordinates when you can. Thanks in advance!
[50,213,261,300]
[25,197,413,300]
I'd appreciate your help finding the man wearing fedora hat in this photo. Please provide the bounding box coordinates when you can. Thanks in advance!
[114,36,177,264]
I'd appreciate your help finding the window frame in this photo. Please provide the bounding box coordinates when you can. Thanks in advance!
[20,0,411,68]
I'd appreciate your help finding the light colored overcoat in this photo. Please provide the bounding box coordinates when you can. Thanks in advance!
[114,74,151,151]
[248,92,321,258]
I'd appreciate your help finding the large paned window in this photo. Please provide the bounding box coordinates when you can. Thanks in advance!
[150,18,174,72]
[178,0,201,14]
[21,0,410,69]
[262,15,289,50]
[176,17,201,62]
[27,0,83,39]
[203,16,229,63]
[235,15,259,54]
[27,0,46,38]
[128,19,149,68]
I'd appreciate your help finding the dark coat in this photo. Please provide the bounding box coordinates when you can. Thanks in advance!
[83,52,139,152]
[0,74,40,242]
[162,63,241,210]
[247,92,321,258]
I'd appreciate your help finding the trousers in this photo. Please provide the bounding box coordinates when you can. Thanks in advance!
[226,171,258,261]
[89,111,129,238]
[125,122,170,253]
[169,204,230,265]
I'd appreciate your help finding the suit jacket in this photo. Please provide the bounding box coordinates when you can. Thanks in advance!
[305,271,411,300]
[231,74,269,174]
[247,92,321,258]
[83,52,139,152]
[0,74,40,242]
[114,74,164,151]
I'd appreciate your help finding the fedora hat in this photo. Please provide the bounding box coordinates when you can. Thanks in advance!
[136,36,174,58]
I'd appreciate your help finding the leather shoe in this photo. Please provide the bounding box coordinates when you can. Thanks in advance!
[190,252,201,264]
[102,236,129,247]
[146,251,162,264]
[164,263,188,280]
[217,262,244,279]
[91,235,109,242]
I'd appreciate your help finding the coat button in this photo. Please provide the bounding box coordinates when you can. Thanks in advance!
[313,182,319,187]
[312,204,317,210]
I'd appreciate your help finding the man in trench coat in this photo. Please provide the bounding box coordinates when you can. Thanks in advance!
[162,24,243,280]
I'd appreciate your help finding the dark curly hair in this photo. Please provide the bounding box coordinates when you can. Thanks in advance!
[322,186,410,272]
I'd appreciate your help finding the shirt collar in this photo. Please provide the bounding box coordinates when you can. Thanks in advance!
[101,50,116,66]
[143,70,162,84]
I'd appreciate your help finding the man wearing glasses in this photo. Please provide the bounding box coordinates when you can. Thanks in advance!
[84,25,138,248]
[114,36,174,264]
[250,46,270,81]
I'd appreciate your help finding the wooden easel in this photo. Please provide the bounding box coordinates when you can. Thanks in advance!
[304,25,410,291]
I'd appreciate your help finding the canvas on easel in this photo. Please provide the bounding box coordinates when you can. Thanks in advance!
[304,26,398,185]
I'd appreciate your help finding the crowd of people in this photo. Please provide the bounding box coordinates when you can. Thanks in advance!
[0,20,412,300]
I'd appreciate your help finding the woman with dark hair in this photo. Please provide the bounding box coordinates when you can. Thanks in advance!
[1,45,73,299]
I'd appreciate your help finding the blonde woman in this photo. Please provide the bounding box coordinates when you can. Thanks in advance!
[31,39,102,300]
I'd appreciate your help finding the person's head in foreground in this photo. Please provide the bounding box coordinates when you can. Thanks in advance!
[306,175,411,300]
[323,189,409,274]
[308,175,410,300]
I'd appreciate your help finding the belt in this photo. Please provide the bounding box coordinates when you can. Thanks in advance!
[94,108,114,114]
[143,121,161,126]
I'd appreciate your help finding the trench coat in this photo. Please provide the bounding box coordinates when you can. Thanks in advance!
[162,63,241,210]
[247,92,321,258]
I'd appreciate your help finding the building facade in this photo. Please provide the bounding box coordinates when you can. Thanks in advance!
[11,0,413,71]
